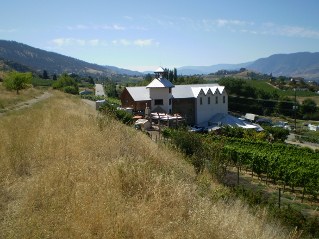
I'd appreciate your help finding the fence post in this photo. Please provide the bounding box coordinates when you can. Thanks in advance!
[237,166,240,185]
[278,188,281,208]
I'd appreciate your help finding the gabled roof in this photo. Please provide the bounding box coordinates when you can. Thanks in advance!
[125,83,226,101]
[146,77,175,88]
[173,84,225,99]
[154,67,165,73]
[126,87,150,101]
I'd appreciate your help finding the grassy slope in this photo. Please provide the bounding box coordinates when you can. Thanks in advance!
[0,91,293,238]
[0,82,44,110]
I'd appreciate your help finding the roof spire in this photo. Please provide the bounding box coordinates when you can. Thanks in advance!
[154,66,166,79]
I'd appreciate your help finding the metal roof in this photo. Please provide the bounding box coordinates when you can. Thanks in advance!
[146,77,175,88]
[126,87,150,101]
[154,67,165,73]
[173,84,225,99]
[125,83,225,101]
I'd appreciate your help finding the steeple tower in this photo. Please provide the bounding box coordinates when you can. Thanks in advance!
[146,67,174,114]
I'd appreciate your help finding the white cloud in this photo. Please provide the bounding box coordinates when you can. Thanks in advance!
[112,38,159,47]
[0,28,17,33]
[215,19,253,28]
[260,23,319,39]
[124,16,133,21]
[113,24,126,30]
[67,24,125,31]
[278,26,319,38]
[50,38,107,47]
[112,39,131,46]
[88,39,101,46]
[134,39,154,47]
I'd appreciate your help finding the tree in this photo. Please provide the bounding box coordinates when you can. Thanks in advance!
[52,73,79,95]
[4,71,32,94]
[301,99,317,119]
[173,68,177,83]
[42,70,49,79]
[104,81,118,98]
[87,76,95,85]
[144,73,152,83]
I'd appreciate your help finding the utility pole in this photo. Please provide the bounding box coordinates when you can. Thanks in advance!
[291,78,297,132]
[294,87,297,132]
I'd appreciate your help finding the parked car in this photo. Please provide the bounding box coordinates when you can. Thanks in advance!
[188,125,208,133]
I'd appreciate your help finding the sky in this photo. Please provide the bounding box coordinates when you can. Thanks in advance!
[1,0,319,72]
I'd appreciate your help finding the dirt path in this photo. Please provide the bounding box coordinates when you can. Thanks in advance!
[95,83,105,96]
[0,91,52,117]
[81,99,96,109]
[285,133,319,150]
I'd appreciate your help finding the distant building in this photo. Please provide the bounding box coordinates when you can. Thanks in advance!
[120,67,228,125]
[308,124,319,131]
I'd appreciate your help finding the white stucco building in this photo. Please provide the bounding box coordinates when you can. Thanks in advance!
[120,67,228,125]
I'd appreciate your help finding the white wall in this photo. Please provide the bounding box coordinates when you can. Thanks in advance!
[149,88,173,113]
[196,90,228,125]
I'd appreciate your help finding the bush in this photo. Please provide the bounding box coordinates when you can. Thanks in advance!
[53,73,79,94]
[263,126,289,142]
[80,94,105,101]
[99,102,133,125]
[63,86,79,95]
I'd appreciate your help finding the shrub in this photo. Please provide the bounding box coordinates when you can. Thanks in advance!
[99,102,133,125]
[63,86,79,95]
[263,126,289,142]
[53,73,79,94]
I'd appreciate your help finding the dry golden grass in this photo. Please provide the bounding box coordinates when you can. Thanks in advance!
[0,82,44,110]
[298,96,319,105]
[0,91,297,238]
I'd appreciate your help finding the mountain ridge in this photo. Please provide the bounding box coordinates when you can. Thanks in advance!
[1,40,319,80]
[0,40,142,77]
[248,52,319,80]
[177,52,319,80]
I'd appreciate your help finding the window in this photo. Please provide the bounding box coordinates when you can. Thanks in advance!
[208,97,210,104]
[169,88,172,93]
[154,99,163,105]
[215,96,218,104]
[223,96,226,104]
[169,99,172,105]
[200,97,202,105]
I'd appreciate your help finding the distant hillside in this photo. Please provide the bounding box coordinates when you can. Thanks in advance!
[177,52,319,81]
[0,40,142,77]
[247,52,319,80]
[177,63,251,75]
[0,58,34,73]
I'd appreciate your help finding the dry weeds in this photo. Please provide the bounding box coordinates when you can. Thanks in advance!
[0,82,44,110]
[0,91,296,238]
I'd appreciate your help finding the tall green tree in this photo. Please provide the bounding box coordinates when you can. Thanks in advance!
[4,71,32,94]
[173,68,177,83]
[301,99,317,118]
[104,81,118,98]
[42,70,49,79]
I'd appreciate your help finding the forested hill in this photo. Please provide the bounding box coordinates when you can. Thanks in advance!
[0,40,142,77]
[247,52,319,80]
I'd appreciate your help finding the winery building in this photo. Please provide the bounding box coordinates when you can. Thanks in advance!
[120,67,228,126]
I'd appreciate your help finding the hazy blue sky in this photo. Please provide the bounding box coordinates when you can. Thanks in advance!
[1,0,319,71]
